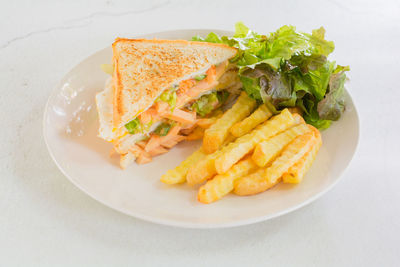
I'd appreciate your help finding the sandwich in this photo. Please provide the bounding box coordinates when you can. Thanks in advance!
[96,38,239,168]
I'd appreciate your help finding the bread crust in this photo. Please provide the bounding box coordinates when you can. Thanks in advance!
[111,38,237,127]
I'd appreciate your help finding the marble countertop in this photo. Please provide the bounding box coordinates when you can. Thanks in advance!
[1,0,399,266]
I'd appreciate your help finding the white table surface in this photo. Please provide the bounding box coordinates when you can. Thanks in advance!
[1,0,399,266]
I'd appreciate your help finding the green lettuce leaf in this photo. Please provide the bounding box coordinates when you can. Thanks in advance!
[239,75,262,101]
[191,91,229,117]
[157,88,177,110]
[192,93,218,117]
[301,60,335,101]
[289,54,327,74]
[217,90,229,103]
[154,123,172,136]
[125,118,142,134]
[240,64,292,106]
[317,65,349,120]
[305,116,332,130]
[301,97,332,130]
[234,22,250,37]
[194,74,206,81]
[192,32,222,43]
[266,26,334,60]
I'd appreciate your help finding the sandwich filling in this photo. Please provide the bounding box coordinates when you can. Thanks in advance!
[122,61,230,135]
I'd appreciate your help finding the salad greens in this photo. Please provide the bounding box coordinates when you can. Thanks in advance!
[191,91,229,117]
[192,22,349,129]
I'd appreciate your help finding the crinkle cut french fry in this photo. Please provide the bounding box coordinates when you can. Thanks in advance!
[263,132,317,184]
[234,132,317,196]
[283,126,322,184]
[186,150,223,186]
[161,149,206,184]
[252,123,311,167]
[186,135,236,186]
[292,113,305,124]
[230,104,272,137]
[234,170,281,196]
[223,134,236,145]
[215,109,295,174]
[197,157,258,203]
[203,91,257,154]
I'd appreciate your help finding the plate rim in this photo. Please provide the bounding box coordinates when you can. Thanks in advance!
[43,28,360,229]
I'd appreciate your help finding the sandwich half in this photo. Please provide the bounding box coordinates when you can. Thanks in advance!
[96,38,239,168]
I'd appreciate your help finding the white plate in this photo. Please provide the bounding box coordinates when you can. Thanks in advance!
[43,29,359,228]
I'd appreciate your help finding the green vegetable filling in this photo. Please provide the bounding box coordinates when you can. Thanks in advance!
[157,87,177,110]
[125,118,154,135]
[125,118,142,134]
[191,91,229,117]
[194,74,207,81]
[154,123,172,136]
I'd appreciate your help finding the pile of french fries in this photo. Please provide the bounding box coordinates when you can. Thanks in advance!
[161,91,322,203]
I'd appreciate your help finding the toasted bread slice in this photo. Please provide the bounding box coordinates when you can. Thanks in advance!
[96,78,115,141]
[112,38,237,128]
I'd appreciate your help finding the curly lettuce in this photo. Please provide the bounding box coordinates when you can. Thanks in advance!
[317,65,350,121]
[193,22,349,129]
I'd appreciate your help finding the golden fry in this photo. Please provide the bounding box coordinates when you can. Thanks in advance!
[215,109,295,174]
[230,104,272,137]
[252,123,311,167]
[263,132,317,183]
[186,134,236,186]
[234,132,317,195]
[186,127,205,141]
[223,134,236,145]
[197,157,258,203]
[161,149,206,184]
[283,126,322,183]
[292,113,305,124]
[203,92,257,154]
[196,118,217,129]
[186,150,223,186]
[234,171,281,196]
